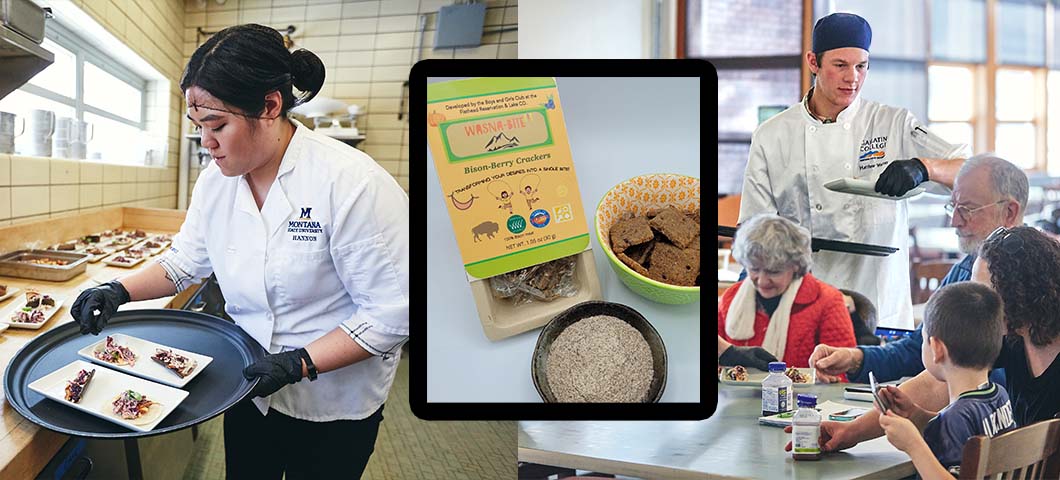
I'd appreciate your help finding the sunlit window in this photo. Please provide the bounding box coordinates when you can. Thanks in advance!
[0,89,75,119]
[85,112,145,165]
[929,66,974,121]
[84,62,142,124]
[27,39,75,99]
[996,69,1035,121]
[995,123,1036,169]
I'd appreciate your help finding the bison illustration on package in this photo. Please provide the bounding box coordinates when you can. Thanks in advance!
[472,221,499,242]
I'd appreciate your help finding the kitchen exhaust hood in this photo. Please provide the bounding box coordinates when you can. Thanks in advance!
[0,0,53,100]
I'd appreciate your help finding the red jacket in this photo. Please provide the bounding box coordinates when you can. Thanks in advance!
[718,273,856,368]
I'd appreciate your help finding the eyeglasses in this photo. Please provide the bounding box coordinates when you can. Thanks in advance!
[944,200,1007,222]
[986,226,1024,255]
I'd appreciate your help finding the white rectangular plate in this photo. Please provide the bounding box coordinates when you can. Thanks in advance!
[2,297,64,330]
[143,242,170,256]
[719,367,814,389]
[824,178,926,201]
[28,359,189,432]
[104,255,146,268]
[0,287,21,304]
[78,333,214,388]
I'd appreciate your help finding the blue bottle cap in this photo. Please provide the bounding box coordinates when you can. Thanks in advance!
[768,361,787,372]
[797,394,817,407]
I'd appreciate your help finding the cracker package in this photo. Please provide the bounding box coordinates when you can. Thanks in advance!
[427,78,602,341]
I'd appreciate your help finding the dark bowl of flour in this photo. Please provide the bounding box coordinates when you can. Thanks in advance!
[532,301,667,403]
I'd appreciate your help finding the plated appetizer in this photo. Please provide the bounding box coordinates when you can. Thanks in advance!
[11,308,45,323]
[785,366,810,384]
[93,336,137,366]
[726,365,749,382]
[64,368,96,403]
[104,389,163,425]
[151,348,198,378]
[25,290,56,309]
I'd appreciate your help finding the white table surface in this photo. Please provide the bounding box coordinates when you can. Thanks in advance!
[519,383,915,479]
[426,77,702,402]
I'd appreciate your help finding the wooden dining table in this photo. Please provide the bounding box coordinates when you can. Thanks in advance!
[519,382,916,479]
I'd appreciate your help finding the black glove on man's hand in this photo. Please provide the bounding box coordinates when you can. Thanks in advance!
[243,348,308,398]
[70,280,130,335]
[719,345,778,371]
[874,158,929,197]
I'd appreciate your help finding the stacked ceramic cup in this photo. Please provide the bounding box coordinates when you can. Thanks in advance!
[70,119,93,159]
[0,111,14,154]
[53,116,74,159]
[14,109,55,157]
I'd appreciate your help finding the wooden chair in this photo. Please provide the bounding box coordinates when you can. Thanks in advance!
[910,259,960,305]
[957,418,1060,479]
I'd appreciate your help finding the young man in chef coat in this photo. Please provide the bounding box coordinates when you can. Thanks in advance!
[739,12,968,329]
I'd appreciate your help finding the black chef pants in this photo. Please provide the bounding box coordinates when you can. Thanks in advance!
[223,399,385,480]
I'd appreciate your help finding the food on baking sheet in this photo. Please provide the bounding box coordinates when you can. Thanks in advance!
[20,257,69,266]
[104,389,163,425]
[725,365,749,382]
[151,348,198,378]
[93,336,138,366]
[785,367,810,384]
[64,368,96,403]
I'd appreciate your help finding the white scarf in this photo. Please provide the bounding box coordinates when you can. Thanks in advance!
[724,276,803,361]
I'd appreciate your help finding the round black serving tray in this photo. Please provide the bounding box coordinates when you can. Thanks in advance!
[4,309,267,439]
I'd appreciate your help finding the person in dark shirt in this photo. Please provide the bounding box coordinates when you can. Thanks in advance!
[785,226,1060,457]
[876,282,1014,477]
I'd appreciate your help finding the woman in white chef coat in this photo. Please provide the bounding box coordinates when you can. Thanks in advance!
[739,12,967,330]
[70,24,409,479]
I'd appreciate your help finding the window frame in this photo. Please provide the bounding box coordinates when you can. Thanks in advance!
[16,20,147,131]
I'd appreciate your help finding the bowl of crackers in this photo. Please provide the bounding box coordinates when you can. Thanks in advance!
[595,173,700,304]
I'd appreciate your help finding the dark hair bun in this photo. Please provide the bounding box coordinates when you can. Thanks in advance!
[289,49,325,106]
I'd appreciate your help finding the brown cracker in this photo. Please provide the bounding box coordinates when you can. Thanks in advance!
[617,251,652,277]
[647,241,700,287]
[624,239,656,265]
[648,207,698,249]
[609,215,655,253]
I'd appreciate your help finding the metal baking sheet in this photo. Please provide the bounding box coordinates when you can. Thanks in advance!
[717,225,897,257]
[3,309,266,439]
[0,250,90,281]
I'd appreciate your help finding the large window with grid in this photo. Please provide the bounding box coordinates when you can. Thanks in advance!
[0,21,148,164]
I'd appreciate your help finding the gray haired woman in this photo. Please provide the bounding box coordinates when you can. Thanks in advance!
[718,214,856,369]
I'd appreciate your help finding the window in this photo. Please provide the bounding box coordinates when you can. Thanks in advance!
[0,21,148,163]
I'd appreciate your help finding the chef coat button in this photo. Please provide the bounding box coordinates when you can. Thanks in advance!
[844,123,851,130]
[845,164,850,170]
[812,166,819,173]
[809,126,817,133]
[816,204,823,211]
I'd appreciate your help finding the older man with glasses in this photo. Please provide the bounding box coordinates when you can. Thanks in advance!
[809,154,1027,384]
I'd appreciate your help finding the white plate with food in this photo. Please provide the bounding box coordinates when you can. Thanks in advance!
[824,178,926,201]
[80,247,109,263]
[719,366,815,388]
[0,286,21,304]
[78,333,213,388]
[104,254,146,268]
[28,359,188,433]
[141,241,170,256]
[1,292,64,330]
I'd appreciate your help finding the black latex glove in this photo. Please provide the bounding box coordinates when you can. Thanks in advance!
[719,345,778,371]
[70,280,130,335]
[243,348,307,398]
[874,158,929,197]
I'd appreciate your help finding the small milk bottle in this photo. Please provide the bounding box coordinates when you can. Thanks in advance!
[792,393,822,461]
[761,361,793,416]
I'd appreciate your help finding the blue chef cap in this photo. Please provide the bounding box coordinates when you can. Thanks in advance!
[812,13,872,54]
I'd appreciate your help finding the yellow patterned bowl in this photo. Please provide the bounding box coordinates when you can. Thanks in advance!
[595,173,700,305]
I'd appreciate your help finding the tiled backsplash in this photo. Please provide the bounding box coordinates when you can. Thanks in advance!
[183,0,519,195]
[0,155,177,226]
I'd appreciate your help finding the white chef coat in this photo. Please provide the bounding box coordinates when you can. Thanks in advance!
[157,119,409,421]
[738,90,967,329]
